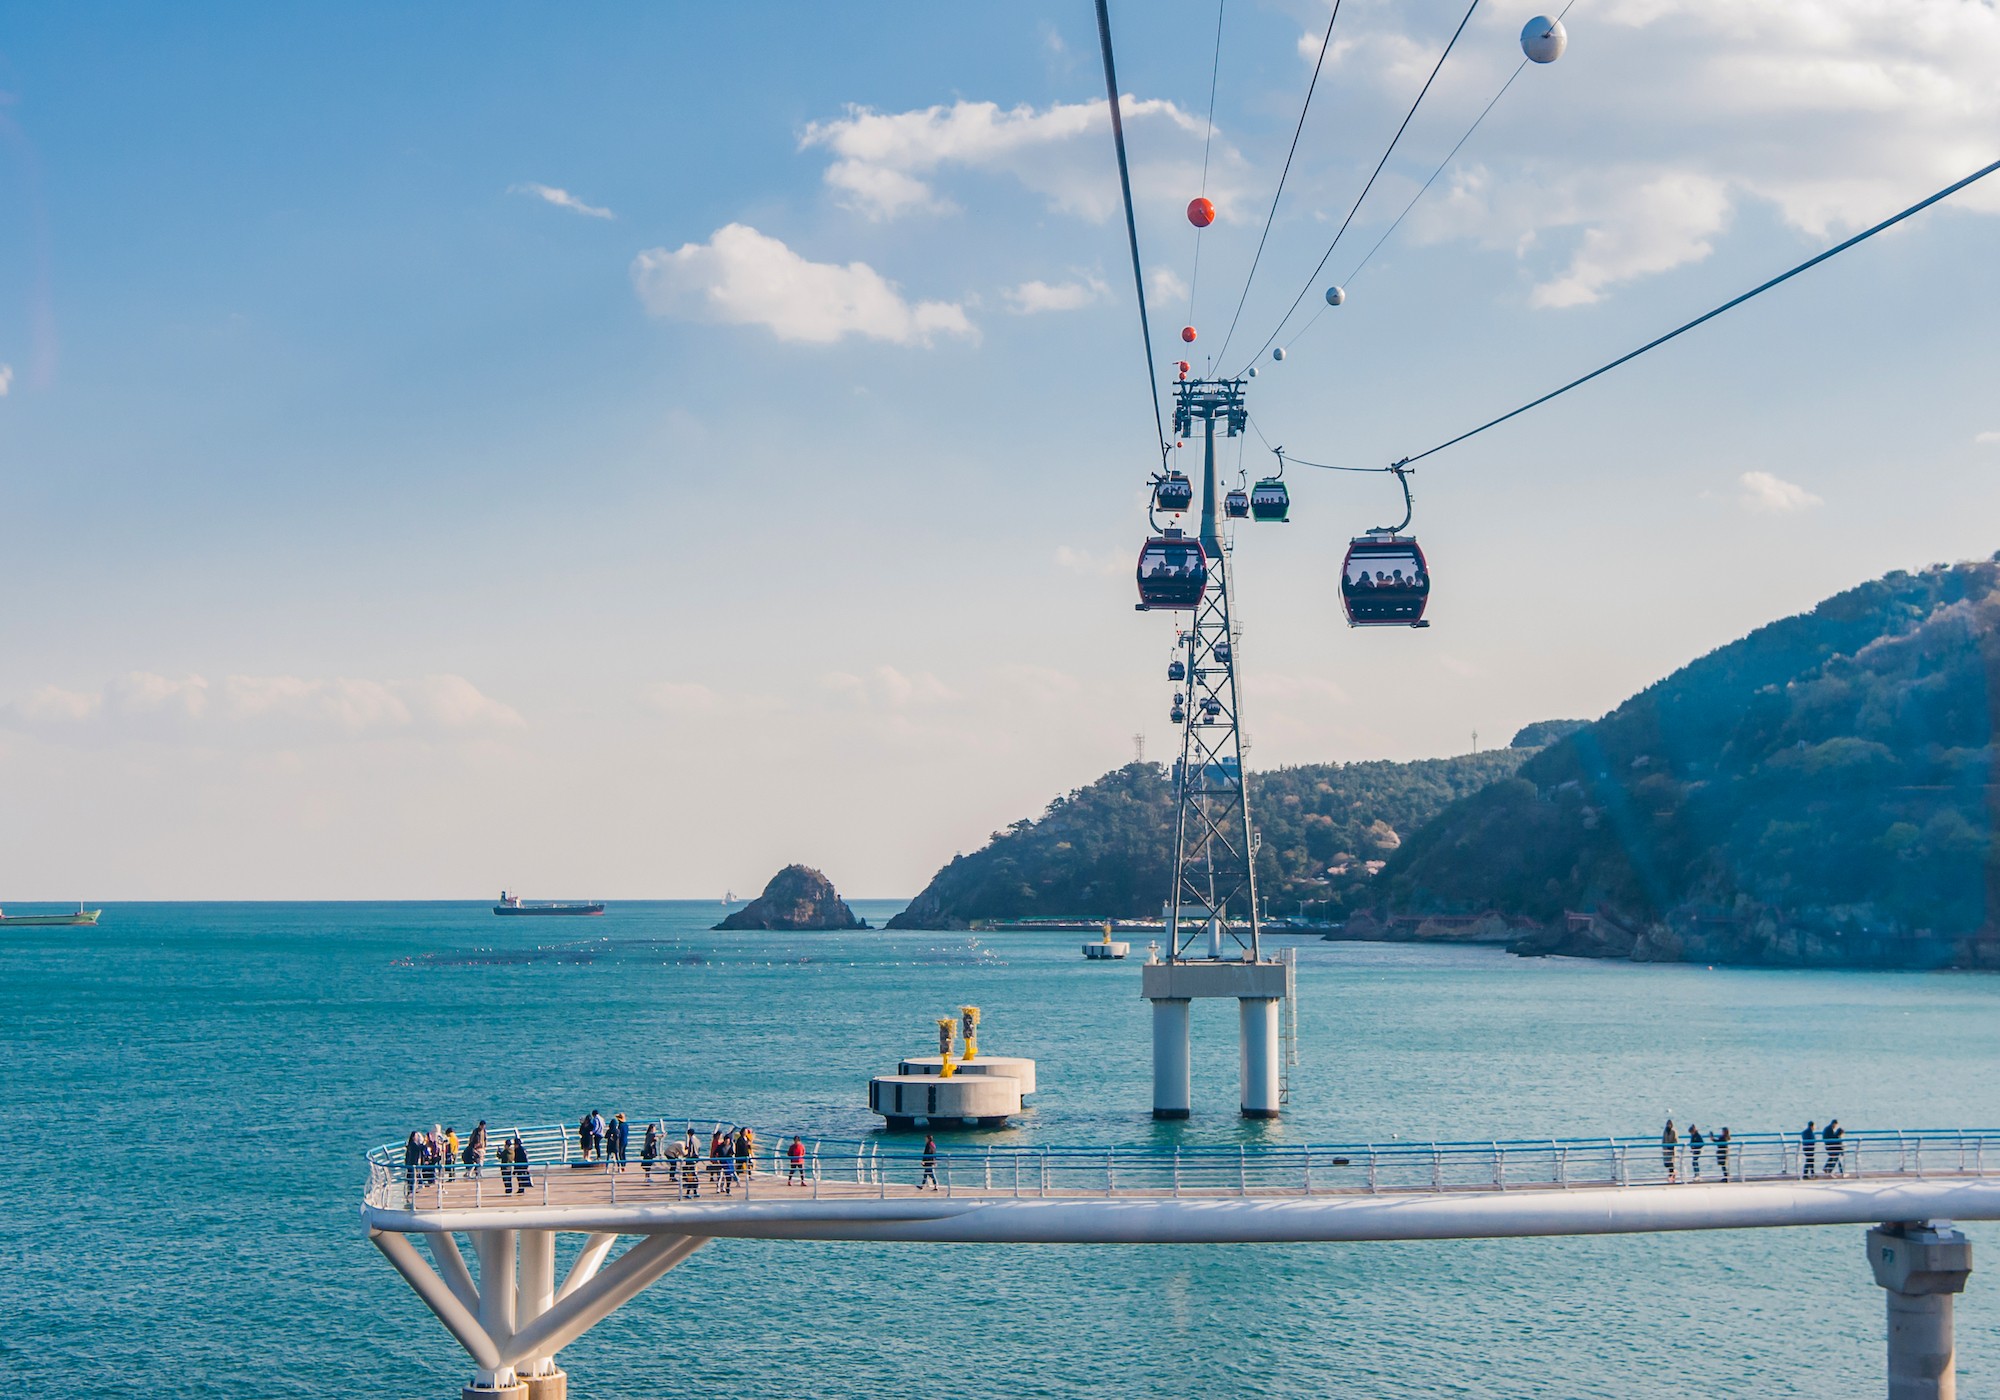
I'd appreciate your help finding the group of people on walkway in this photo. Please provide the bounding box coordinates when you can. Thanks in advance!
[1659,1118,1846,1181]
[401,1121,535,1198]
[400,1116,822,1203]
[1659,1119,1734,1181]
[576,1111,632,1170]
[1800,1119,1847,1177]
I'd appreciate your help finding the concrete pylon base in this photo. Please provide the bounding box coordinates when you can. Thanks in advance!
[1868,1222,1973,1400]
[522,1369,568,1400]
[463,1385,527,1400]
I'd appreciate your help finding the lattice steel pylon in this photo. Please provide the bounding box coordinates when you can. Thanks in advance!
[1166,376,1260,965]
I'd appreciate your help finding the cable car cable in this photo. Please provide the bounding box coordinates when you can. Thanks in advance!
[1188,0,1227,325]
[1239,0,1483,374]
[1272,446,1393,474]
[1093,0,1170,469]
[1212,0,1343,366]
[1398,152,2000,467]
[1279,0,1580,354]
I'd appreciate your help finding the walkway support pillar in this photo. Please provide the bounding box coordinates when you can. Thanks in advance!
[1868,1221,1972,1400]
[516,1231,566,1400]
[469,1229,521,1398]
[1151,998,1191,1120]
[1239,996,1280,1119]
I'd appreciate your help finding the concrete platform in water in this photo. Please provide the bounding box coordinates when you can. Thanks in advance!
[867,1072,1019,1128]
[896,1055,1037,1097]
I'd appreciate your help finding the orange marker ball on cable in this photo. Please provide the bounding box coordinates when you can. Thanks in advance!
[1181,325,1197,343]
[1187,196,1215,228]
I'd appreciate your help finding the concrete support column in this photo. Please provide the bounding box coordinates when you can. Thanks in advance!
[1239,997,1280,1119]
[1151,998,1191,1120]
[469,1229,520,1396]
[516,1232,566,1398]
[1868,1221,1973,1400]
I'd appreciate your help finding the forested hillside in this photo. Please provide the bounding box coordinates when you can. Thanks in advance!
[887,749,1528,928]
[1376,557,2000,967]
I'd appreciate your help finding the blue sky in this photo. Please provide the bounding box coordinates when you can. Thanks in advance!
[1,1,1997,898]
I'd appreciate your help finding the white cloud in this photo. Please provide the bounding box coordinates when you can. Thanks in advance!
[800,96,1224,224]
[1147,267,1188,303]
[1738,470,1823,513]
[1004,276,1106,314]
[992,664,1080,705]
[1054,545,1125,577]
[818,665,957,709]
[3,671,522,741]
[631,224,975,347]
[1976,431,2000,446]
[1395,0,2000,303]
[509,183,614,219]
[1529,172,1733,307]
[0,363,12,396]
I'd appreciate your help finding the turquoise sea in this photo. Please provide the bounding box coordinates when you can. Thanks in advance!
[9,900,2000,1397]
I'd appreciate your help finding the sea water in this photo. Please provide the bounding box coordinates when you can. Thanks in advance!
[8,900,2000,1398]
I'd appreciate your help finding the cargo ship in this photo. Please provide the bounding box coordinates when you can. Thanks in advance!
[0,904,102,926]
[493,891,605,916]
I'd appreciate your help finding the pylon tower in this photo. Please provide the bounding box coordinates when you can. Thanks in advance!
[1141,374,1288,1121]
[1165,375,1260,963]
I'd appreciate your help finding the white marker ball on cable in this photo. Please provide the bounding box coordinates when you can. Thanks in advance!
[1521,16,1566,63]
[1247,366,1259,378]
[1324,285,1346,307]
[1272,347,1287,362]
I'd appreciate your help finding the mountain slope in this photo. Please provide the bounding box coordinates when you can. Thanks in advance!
[1376,557,2000,966]
[888,751,1529,929]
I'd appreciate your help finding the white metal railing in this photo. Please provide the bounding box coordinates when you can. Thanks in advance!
[362,1126,2000,1214]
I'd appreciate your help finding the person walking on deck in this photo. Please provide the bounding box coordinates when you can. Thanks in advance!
[1688,1124,1704,1178]
[1825,1119,1844,1175]
[467,1121,487,1178]
[1801,1121,1818,1177]
[498,1136,516,1194]
[788,1134,807,1185]
[577,1115,592,1163]
[609,1113,629,1172]
[736,1125,755,1180]
[403,1130,424,1201]
[1715,1127,1731,1181]
[1661,1119,1679,1182]
[444,1126,461,1181]
[921,1133,939,1191]
[641,1123,660,1181]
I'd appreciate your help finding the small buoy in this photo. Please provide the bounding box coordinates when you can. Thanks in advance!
[1181,326,1197,343]
[1520,15,1566,62]
[1324,285,1346,307]
[1187,196,1216,228]
[1272,347,1286,362]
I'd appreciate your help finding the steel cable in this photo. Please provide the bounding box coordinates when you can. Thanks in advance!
[1213,0,1343,366]
[1094,0,1170,468]
[1398,153,2000,466]
[1240,0,1483,373]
